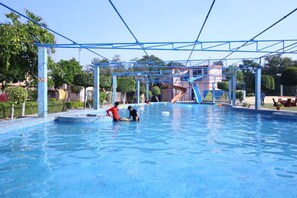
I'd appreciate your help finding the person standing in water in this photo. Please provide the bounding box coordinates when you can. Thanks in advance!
[127,106,139,121]
[106,102,129,122]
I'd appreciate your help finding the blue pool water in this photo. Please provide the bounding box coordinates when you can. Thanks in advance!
[0,103,297,197]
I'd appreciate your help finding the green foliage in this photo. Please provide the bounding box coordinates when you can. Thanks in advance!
[73,72,93,88]
[261,75,270,89]
[47,78,55,88]
[6,86,28,105]
[217,81,229,91]
[237,70,244,82]
[65,101,84,109]
[269,76,275,90]
[100,75,112,89]
[236,91,244,102]
[100,92,108,104]
[281,67,297,86]
[70,85,83,95]
[116,77,136,92]
[140,85,146,95]
[27,90,38,101]
[48,101,66,113]
[151,86,161,96]
[0,101,65,118]
[51,58,82,87]
[0,11,55,85]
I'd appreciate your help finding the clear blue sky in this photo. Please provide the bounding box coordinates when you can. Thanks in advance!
[1,0,297,66]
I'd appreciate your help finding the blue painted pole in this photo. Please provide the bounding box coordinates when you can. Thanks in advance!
[93,66,100,109]
[136,79,140,104]
[232,73,237,106]
[228,80,232,105]
[212,82,216,104]
[37,47,48,118]
[146,79,149,100]
[255,67,262,110]
[112,75,117,104]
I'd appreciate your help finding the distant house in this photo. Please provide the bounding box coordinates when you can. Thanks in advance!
[161,64,223,102]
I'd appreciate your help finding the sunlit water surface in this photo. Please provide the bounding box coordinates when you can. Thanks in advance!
[1,103,297,197]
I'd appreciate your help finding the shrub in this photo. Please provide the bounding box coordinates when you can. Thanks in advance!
[236,91,244,102]
[151,86,161,96]
[0,93,8,102]
[64,101,84,109]
[100,91,108,104]
[217,81,229,91]
[27,90,38,101]
[0,101,66,118]
[48,101,66,113]
[6,86,28,105]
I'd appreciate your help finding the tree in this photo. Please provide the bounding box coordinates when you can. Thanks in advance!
[51,58,82,101]
[0,11,56,91]
[51,58,82,87]
[117,77,136,104]
[217,81,229,91]
[100,76,112,90]
[6,86,28,119]
[217,81,229,100]
[263,55,297,95]
[261,75,275,91]
[281,67,297,95]
[92,58,110,76]
[151,86,161,102]
[73,72,94,108]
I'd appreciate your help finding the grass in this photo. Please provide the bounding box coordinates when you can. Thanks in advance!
[261,103,297,112]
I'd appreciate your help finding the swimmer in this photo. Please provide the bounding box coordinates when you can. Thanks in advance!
[106,102,129,122]
[127,106,139,121]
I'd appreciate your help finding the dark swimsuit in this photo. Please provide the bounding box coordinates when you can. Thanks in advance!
[130,109,139,121]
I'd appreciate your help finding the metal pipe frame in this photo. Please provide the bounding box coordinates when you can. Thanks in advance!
[37,39,297,54]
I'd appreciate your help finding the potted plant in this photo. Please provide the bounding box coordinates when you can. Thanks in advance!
[275,102,283,110]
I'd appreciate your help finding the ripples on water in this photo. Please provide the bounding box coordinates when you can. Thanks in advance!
[0,103,297,197]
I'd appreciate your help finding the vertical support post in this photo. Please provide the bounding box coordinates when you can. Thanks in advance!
[212,82,216,104]
[37,47,48,118]
[93,65,100,109]
[112,75,117,104]
[136,79,140,104]
[228,79,232,105]
[255,67,262,110]
[232,73,237,106]
[280,84,283,97]
[146,79,149,100]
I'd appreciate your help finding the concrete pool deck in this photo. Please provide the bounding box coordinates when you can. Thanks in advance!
[0,108,110,133]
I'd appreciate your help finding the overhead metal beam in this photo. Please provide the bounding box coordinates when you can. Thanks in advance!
[37,39,297,54]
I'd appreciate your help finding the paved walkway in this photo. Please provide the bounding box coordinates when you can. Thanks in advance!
[245,96,296,104]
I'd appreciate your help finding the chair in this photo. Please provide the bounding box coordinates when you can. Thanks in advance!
[272,98,277,106]
[284,99,292,107]
[291,98,297,107]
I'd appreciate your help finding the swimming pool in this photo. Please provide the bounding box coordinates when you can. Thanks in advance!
[0,103,297,197]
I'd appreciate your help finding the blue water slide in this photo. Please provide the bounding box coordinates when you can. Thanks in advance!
[192,83,203,103]
[189,77,203,103]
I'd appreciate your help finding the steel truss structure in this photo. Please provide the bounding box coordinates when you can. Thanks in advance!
[37,39,297,54]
